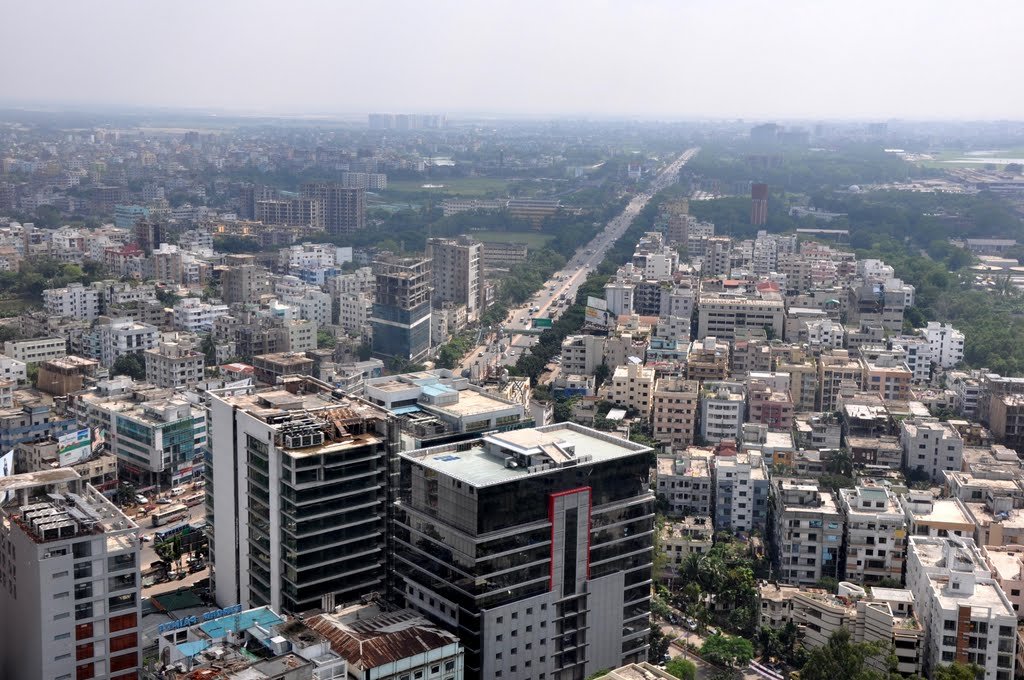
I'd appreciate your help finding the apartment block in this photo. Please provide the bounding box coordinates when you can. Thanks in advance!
[862,354,913,402]
[817,349,865,412]
[4,337,68,364]
[656,450,712,517]
[608,362,656,416]
[172,297,229,333]
[900,493,975,539]
[143,340,205,388]
[393,424,655,679]
[900,418,964,483]
[651,378,699,449]
[696,291,785,341]
[686,336,730,382]
[43,282,101,321]
[906,536,1016,680]
[699,381,746,443]
[208,377,396,613]
[0,469,142,680]
[839,485,908,585]
[660,517,714,578]
[714,449,770,535]
[772,478,843,587]
[757,582,924,676]
[427,235,484,322]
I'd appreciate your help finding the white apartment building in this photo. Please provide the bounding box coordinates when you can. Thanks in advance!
[0,469,143,680]
[651,378,699,449]
[772,478,844,587]
[172,297,229,333]
[923,322,965,369]
[560,334,606,377]
[608,362,656,416]
[900,418,964,483]
[282,318,317,353]
[660,280,698,320]
[906,536,1017,680]
[660,517,714,577]
[805,318,845,350]
[0,353,27,384]
[337,291,371,335]
[900,493,976,539]
[696,292,785,341]
[143,341,205,388]
[714,449,770,534]
[96,319,159,368]
[700,381,746,443]
[604,280,634,317]
[427,236,483,322]
[656,452,712,516]
[3,336,68,364]
[950,372,983,418]
[43,282,101,321]
[279,289,332,329]
[840,485,908,585]
[278,242,336,271]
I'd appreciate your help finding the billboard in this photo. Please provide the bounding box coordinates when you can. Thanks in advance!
[0,450,12,503]
[532,318,553,328]
[585,296,611,328]
[58,429,91,467]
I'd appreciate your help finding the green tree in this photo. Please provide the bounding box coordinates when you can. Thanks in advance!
[648,623,671,664]
[798,628,890,680]
[201,334,217,365]
[700,634,753,668]
[933,662,983,680]
[317,330,337,349]
[111,353,146,380]
[665,657,697,680]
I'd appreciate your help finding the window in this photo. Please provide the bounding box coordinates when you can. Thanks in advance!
[109,653,137,673]
[110,633,137,653]
[75,623,93,640]
[109,613,137,632]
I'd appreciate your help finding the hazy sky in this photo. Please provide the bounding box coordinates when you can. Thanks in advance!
[2,0,1022,120]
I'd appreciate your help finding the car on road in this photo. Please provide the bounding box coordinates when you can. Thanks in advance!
[140,534,152,542]
[156,498,173,505]
[135,494,148,505]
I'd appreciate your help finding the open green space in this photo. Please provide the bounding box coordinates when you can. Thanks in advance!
[469,230,553,249]
[382,177,510,197]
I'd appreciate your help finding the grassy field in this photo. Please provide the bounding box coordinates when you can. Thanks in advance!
[470,230,553,249]
[916,148,1024,169]
[383,177,510,197]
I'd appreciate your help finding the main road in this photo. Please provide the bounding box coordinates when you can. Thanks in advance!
[461,147,700,376]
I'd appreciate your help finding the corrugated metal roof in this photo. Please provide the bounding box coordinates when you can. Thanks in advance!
[306,608,459,670]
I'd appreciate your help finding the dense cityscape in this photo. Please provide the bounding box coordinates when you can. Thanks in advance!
[5,5,1024,680]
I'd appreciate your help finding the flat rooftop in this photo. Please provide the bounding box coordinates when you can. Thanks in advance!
[966,502,1024,529]
[985,549,1024,582]
[908,498,973,526]
[402,423,650,488]
[933,580,1014,618]
[428,389,518,419]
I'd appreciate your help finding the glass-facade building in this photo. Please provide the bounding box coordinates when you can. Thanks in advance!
[394,424,655,680]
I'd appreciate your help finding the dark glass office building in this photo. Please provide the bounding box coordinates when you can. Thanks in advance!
[394,424,655,680]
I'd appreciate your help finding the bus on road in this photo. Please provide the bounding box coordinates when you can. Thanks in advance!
[151,503,188,527]
[183,493,204,508]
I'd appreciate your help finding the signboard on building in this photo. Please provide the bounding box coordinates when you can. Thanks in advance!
[585,296,611,328]
[0,450,12,503]
[58,429,91,467]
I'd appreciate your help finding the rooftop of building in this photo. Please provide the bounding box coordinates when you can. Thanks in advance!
[0,469,138,547]
[902,495,973,526]
[661,516,713,540]
[401,422,651,488]
[839,485,903,517]
[931,579,1014,618]
[306,603,460,671]
[965,501,1024,529]
[984,547,1024,583]
[601,663,678,680]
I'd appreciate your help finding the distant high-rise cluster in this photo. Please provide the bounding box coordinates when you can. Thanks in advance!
[751,181,769,225]
[368,113,446,130]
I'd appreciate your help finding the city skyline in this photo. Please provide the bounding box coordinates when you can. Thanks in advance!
[2,0,1023,120]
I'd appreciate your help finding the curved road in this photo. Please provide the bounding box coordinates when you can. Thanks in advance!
[462,147,700,377]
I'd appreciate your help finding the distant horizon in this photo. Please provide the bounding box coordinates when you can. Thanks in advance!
[4,1,1024,122]
[1,99,1022,127]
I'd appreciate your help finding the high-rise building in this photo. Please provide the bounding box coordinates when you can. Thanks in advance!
[772,477,844,587]
[133,218,163,255]
[370,254,432,363]
[427,235,483,322]
[301,183,365,234]
[143,340,205,388]
[221,254,272,304]
[751,183,768,226]
[394,423,655,680]
[208,376,397,614]
[0,469,143,680]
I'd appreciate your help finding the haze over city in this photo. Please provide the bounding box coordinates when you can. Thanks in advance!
[3,0,1023,119]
